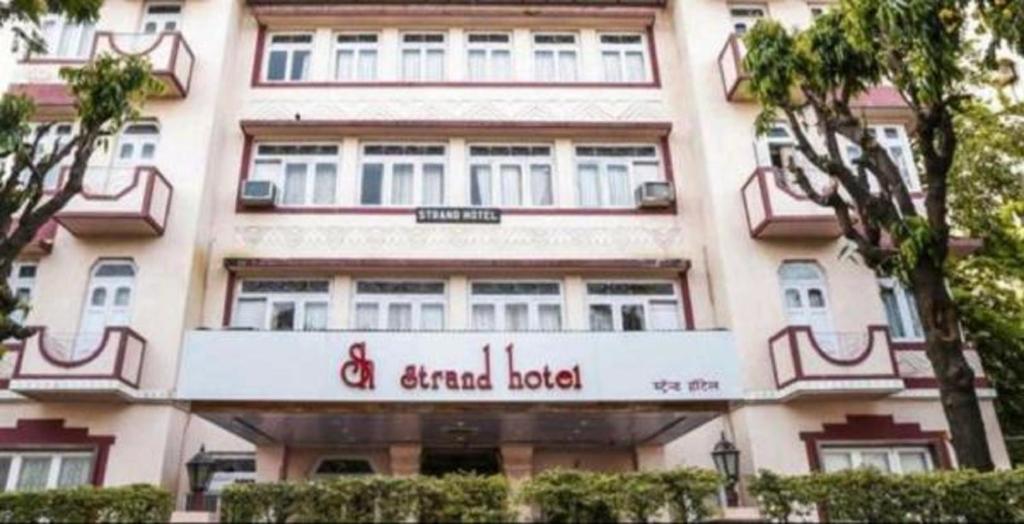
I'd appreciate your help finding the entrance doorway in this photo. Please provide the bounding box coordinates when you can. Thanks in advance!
[420,448,501,476]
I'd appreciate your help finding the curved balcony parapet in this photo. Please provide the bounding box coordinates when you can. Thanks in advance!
[54,165,172,237]
[91,31,194,98]
[741,167,842,239]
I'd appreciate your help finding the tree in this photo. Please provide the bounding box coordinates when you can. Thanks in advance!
[0,2,159,341]
[742,0,1024,470]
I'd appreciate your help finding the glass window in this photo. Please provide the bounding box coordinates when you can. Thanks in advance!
[586,282,680,331]
[533,33,578,82]
[820,446,934,474]
[359,144,446,206]
[574,145,661,208]
[0,452,93,492]
[879,278,924,341]
[467,33,513,82]
[401,33,446,81]
[335,33,378,81]
[469,145,554,207]
[470,281,563,331]
[141,2,183,33]
[8,263,37,325]
[353,281,446,330]
[232,280,330,331]
[729,5,767,35]
[599,34,647,83]
[265,33,313,82]
[251,144,340,206]
[313,457,374,477]
[37,15,94,58]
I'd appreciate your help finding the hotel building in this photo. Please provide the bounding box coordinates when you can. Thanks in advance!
[0,0,1012,513]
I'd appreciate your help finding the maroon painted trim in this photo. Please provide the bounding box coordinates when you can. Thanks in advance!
[239,119,672,135]
[768,325,899,390]
[717,33,748,102]
[0,419,115,486]
[53,167,171,237]
[678,271,695,330]
[800,414,953,471]
[740,167,840,239]
[12,326,146,389]
[224,257,691,272]
[222,271,238,328]
[646,24,661,88]
[252,25,268,87]
[903,377,991,389]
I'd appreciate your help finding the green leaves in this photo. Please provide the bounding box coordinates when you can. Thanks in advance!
[60,55,163,133]
[0,484,172,523]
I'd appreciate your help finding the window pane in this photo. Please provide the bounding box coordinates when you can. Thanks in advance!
[271,302,296,331]
[505,304,529,331]
[391,164,414,205]
[784,289,802,308]
[589,305,614,331]
[538,304,561,331]
[290,50,310,80]
[607,164,631,206]
[602,51,621,82]
[470,165,492,206]
[808,289,826,308]
[91,288,107,306]
[425,50,445,81]
[359,50,377,80]
[336,49,355,80]
[313,164,337,205]
[57,457,92,488]
[402,49,420,80]
[621,304,645,331]
[530,165,554,206]
[535,50,555,81]
[304,302,328,331]
[880,288,907,339]
[903,288,924,339]
[500,165,523,206]
[625,51,645,81]
[422,164,444,206]
[233,298,266,329]
[283,164,307,205]
[421,304,444,330]
[468,50,486,80]
[493,50,512,80]
[558,51,577,81]
[114,287,131,307]
[472,304,496,330]
[649,300,680,330]
[0,457,10,492]
[355,303,378,330]
[577,164,601,207]
[388,303,413,330]
[267,50,288,80]
[360,164,384,205]
[861,452,891,472]
[898,451,931,473]
[17,457,52,491]
[822,451,853,472]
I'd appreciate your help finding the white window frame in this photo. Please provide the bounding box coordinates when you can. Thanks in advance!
[469,280,564,331]
[140,2,183,33]
[729,4,768,35]
[36,15,95,59]
[574,144,662,208]
[23,122,74,191]
[466,32,513,82]
[598,33,649,83]
[352,280,446,331]
[875,125,920,191]
[819,445,935,474]
[585,281,682,332]
[358,144,447,207]
[263,32,314,82]
[532,32,579,82]
[251,144,341,207]
[879,278,924,342]
[8,263,37,326]
[231,279,331,332]
[334,32,379,81]
[0,451,94,491]
[467,144,555,208]
[399,32,447,82]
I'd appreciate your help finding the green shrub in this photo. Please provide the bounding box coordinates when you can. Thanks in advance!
[657,468,722,523]
[0,484,171,523]
[220,474,511,523]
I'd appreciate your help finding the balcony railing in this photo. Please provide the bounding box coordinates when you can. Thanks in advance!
[9,326,146,400]
[893,342,989,389]
[741,167,842,239]
[768,325,903,400]
[92,32,194,98]
[718,33,753,102]
[54,166,172,237]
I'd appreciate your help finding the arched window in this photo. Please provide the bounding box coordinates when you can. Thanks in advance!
[74,261,136,358]
[115,123,160,165]
[778,261,835,337]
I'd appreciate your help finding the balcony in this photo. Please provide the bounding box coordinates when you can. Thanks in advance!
[54,166,172,237]
[8,326,146,401]
[893,342,989,390]
[741,167,842,239]
[21,219,58,256]
[718,33,753,102]
[92,32,195,98]
[768,325,904,400]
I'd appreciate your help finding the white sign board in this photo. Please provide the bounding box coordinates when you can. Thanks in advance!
[176,330,741,402]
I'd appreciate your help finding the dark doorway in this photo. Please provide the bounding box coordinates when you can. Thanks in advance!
[420,448,501,476]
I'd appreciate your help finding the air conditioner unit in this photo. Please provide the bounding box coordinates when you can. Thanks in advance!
[635,181,675,208]
[240,180,277,207]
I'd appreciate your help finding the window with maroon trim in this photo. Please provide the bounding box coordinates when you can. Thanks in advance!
[0,451,94,491]
[819,445,934,474]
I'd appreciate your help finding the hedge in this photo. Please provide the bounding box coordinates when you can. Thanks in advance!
[219,474,514,523]
[0,484,172,523]
[517,468,722,523]
[749,468,1024,523]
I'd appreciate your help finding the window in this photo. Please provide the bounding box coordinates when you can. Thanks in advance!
[879,278,924,342]
[37,16,94,58]
[470,281,563,331]
[533,33,578,82]
[312,457,374,478]
[599,34,647,83]
[0,452,93,491]
[575,145,660,208]
[8,263,37,326]
[729,5,767,35]
[756,124,829,191]
[206,453,256,495]
[115,123,160,165]
[141,2,182,33]
[842,125,920,191]
[820,446,934,474]
[24,123,73,190]
[231,280,330,331]
[467,33,513,82]
[353,281,445,331]
[400,33,446,81]
[265,33,313,82]
[586,282,681,332]
[335,33,378,81]
[359,144,446,206]
[251,144,340,206]
[468,145,554,207]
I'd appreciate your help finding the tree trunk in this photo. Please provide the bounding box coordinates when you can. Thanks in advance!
[911,262,995,471]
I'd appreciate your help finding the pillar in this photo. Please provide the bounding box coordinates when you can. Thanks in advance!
[389,444,422,476]
[255,445,288,482]
[634,444,666,471]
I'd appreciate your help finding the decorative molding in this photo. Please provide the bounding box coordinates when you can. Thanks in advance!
[0,419,115,486]
[800,414,953,471]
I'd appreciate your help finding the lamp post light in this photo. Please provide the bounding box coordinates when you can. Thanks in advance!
[711,432,741,507]
[185,445,216,512]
